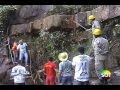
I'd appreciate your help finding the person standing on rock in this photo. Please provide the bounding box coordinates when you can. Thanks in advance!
[88,15,101,34]
[12,41,18,64]
[17,40,29,67]
[58,52,73,85]
[72,47,92,85]
[92,29,109,85]
[38,57,57,85]
[11,60,30,85]
[87,15,102,56]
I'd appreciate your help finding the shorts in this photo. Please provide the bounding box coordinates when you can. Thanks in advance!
[45,76,56,85]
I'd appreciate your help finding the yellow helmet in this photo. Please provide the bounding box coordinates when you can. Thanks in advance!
[93,29,102,35]
[88,15,95,20]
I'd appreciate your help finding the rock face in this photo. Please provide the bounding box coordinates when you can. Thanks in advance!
[10,5,120,35]
[8,5,120,79]
[19,5,53,19]
[12,5,54,24]
[10,24,31,35]
[0,47,13,84]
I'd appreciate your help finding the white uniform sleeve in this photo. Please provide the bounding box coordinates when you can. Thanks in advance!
[21,67,30,75]
[72,57,76,67]
[94,21,101,29]
[95,40,103,54]
[11,67,19,76]
[88,56,94,62]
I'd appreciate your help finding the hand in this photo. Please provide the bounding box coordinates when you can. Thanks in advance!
[37,70,43,73]
[86,29,91,32]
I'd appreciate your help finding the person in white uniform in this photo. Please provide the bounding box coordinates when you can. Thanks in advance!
[11,60,30,85]
[72,47,92,85]
[92,29,109,85]
[17,40,28,67]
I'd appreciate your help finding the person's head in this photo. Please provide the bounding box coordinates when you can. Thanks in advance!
[19,39,23,45]
[58,52,68,62]
[92,28,102,38]
[49,57,54,62]
[78,46,85,54]
[88,15,95,23]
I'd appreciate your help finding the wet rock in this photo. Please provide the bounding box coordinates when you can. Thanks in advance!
[10,5,120,35]
[110,70,120,85]
[10,23,31,35]
[60,15,76,29]
[114,70,120,76]
[33,15,61,30]
[0,47,13,84]
[12,5,54,24]
[19,5,53,19]
[90,79,100,85]
[104,54,118,69]
[76,12,87,26]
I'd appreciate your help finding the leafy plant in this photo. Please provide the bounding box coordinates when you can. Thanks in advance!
[0,5,18,35]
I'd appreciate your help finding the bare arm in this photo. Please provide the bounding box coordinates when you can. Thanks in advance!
[11,68,19,77]
[37,69,45,73]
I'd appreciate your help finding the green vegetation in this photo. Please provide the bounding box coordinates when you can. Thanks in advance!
[0,5,18,35]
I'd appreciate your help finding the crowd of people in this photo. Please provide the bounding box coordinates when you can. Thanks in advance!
[7,15,109,85]
[10,39,30,85]
[37,15,109,85]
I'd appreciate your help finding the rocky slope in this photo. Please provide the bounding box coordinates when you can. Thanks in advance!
[0,5,120,84]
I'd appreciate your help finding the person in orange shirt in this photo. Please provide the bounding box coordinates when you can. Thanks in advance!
[38,57,57,85]
[12,41,18,64]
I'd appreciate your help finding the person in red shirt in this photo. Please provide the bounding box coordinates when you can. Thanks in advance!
[38,57,57,85]
[12,41,18,64]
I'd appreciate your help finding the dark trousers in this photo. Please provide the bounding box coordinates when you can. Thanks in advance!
[60,76,73,85]
[73,80,90,85]
[14,83,25,85]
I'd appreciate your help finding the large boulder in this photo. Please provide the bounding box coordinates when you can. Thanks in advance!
[12,5,54,24]
[10,5,120,35]
[33,15,61,30]
[0,48,13,84]
[19,5,53,19]
[90,5,120,21]
[10,23,31,35]
[75,12,87,26]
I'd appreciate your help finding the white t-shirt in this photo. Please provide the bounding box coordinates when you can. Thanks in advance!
[72,54,91,81]
[17,43,27,53]
[11,65,29,83]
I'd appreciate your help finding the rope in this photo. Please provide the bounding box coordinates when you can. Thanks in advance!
[27,50,36,84]
[7,37,14,64]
